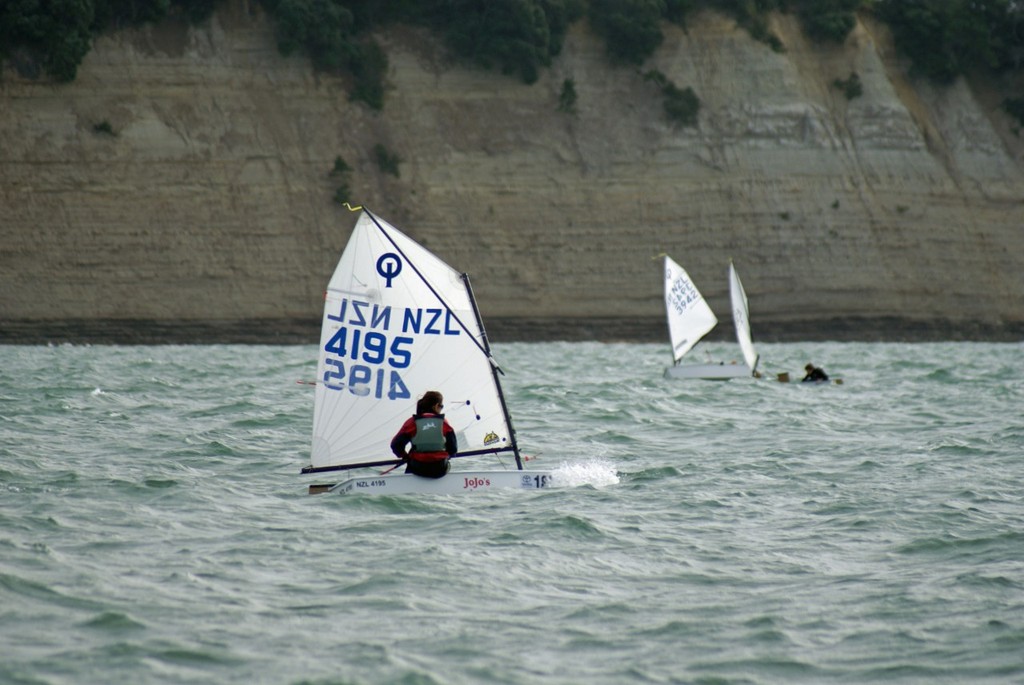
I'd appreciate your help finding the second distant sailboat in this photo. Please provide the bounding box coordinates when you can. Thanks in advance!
[663,256,760,380]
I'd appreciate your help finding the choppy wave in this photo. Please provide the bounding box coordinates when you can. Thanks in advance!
[1,341,1023,684]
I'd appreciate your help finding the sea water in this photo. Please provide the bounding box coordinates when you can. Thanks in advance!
[1,342,1022,685]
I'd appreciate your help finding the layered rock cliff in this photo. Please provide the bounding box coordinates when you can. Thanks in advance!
[2,2,1022,343]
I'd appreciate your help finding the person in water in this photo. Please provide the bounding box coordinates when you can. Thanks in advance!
[390,390,457,478]
[802,363,830,383]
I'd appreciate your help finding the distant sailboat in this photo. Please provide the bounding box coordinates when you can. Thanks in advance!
[303,208,553,494]
[663,256,759,380]
[728,261,760,375]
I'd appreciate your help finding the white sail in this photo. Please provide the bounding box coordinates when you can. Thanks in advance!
[309,210,515,472]
[664,255,718,365]
[729,261,759,373]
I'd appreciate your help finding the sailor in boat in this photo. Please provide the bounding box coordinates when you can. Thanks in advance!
[390,391,457,478]
[802,363,830,383]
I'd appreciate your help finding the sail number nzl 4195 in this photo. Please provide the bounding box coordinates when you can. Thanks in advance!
[321,297,462,401]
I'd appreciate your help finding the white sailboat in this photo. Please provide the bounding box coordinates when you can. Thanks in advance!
[663,257,759,380]
[303,208,553,495]
[728,261,760,375]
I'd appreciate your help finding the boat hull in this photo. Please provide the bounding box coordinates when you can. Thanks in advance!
[664,363,752,380]
[325,470,554,495]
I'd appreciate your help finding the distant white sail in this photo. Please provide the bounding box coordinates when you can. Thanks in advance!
[663,255,718,365]
[729,261,759,373]
[309,211,515,471]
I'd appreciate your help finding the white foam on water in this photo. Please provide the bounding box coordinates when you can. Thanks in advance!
[551,459,620,488]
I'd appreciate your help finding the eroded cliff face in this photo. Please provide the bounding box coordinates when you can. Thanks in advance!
[2,2,1022,342]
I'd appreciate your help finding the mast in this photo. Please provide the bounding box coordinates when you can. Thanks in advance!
[461,272,524,470]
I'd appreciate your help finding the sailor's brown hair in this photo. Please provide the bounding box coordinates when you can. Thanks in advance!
[416,390,444,415]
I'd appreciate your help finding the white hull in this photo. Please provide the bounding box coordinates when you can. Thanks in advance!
[664,363,752,380]
[325,470,554,495]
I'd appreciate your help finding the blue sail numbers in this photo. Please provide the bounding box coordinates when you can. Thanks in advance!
[322,297,462,399]
[667,275,702,316]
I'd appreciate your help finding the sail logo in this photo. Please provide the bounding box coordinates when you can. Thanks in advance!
[483,431,500,446]
[376,253,402,287]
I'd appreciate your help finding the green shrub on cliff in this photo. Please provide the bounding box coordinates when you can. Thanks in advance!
[0,0,219,82]
[876,0,1024,83]
[645,69,700,127]
[4,0,1022,116]
[1004,97,1024,129]
[426,0,584,84]
[558,78,578,114]
[263,0,354,70]
[833,72,863,100]
[333,183,352,204]
[331,156,351,175]
[373,144,400,177]
[709,0,785,50]
[261,0,581,101]
[699,0,857,48]
[172,0,219,24]
[589,0,666,65]
[795,0,859,44]
[347,39,387,109]
[261,0,389,108]
[0,0,95,81]
[663,82,700,126]
[92,0,218,26]
[330,154,353,204]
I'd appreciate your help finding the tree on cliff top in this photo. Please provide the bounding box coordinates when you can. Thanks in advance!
[0,0,94,81]
[588,0,666,65]
[876,0,1024,83]
[426,0,583,84]
[3,0,1022,112]
[794,0,860,44]
[0,0,218,81]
